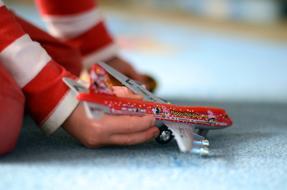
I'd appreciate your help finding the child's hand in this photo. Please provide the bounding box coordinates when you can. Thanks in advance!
[105,56,157,92]
[106,56,145,82]
[111,86,143,99]
[62,86,159,148]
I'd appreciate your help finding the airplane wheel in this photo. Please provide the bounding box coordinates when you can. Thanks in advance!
[155,125,174,144]
[197,129,209,138]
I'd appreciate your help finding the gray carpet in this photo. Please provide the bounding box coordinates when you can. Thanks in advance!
[1,100,287,190]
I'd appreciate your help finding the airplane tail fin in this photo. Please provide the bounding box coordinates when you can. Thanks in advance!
[89,64,114,95]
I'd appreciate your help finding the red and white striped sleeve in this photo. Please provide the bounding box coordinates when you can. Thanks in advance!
[35,0,119,69]
[0,2,79,135]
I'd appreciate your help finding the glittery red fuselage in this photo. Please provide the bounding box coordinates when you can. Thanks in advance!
[77,93,233,128]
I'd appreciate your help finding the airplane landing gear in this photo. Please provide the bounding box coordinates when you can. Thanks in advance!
[156,125,174,144]
[197,129,209,138]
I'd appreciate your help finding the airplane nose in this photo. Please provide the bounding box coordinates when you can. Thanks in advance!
[225,114,233,126]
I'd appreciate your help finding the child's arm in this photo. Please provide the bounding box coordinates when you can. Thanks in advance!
[0,3,78,134]
[35,0,145,82]
[0,2,158,147]
[35,0,118,68]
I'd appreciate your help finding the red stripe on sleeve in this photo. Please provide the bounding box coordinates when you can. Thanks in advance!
[23,61,77,124]
[0,6,25,51]
[35,0,96,16]
[66,21,114,56]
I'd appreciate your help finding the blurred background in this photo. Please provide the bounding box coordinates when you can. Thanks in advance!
[5,0,287,103]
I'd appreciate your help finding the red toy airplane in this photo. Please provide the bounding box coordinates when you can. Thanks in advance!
[63,62,233,155]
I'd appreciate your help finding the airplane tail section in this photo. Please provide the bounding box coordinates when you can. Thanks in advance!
[89,64,115,95]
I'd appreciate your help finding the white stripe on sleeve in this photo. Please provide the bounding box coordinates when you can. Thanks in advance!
[82,43,119,68]
[42,8,102,39]
[0,35,51,88]
[41,89,79,135]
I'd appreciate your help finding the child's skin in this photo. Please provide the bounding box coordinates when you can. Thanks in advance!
[63,86,160,148]
[106,57,145,83]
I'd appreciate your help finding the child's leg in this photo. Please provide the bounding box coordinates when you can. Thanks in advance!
[0,63,25,155]
[14,14,83,76]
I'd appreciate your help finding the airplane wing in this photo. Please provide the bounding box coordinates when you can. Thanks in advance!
[63,77,89,94]
[63,77,108,119]
[98,62,168,103]
[163,121,209,155]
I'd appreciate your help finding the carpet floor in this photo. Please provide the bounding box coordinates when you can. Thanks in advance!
[1,101,287,190]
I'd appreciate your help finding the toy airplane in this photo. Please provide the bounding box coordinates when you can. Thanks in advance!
[63,62,233,156]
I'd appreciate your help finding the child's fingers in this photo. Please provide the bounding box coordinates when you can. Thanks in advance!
[110,127,159,146]
[112,86,143,100]
[126,69,145,83]
[97,114,156,134]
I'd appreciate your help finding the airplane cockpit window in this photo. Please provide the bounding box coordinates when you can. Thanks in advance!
[152,107,161,114]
